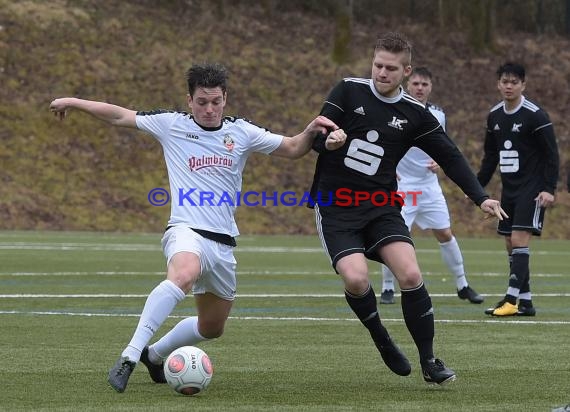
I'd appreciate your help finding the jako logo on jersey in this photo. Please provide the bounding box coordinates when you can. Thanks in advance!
[511,123,522,132]
[353,106,365,115]
[189,155,233,171]
[223,134,235,151]
[185,133,200,140]
[387,116,408,130]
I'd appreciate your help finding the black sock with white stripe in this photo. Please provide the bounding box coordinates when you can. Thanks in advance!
[506,247,530,304]
[401,282,434,362]
[345,285,391,347]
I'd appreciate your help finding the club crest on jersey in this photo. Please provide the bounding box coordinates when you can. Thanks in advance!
[387,116,408,130]
[223,134,235,151]
[511,123,522,132]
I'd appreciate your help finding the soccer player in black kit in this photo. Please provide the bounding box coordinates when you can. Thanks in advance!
[310,32,507,385]
[478,62,560,317]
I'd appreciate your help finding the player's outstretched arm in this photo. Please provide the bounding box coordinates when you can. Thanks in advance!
[49,97,137,128]
[272,115,338,159]
[479,199,508,220]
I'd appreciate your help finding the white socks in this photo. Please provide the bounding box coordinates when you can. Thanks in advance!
[439,236,468,290]
[381,265,396,291]
[381,236,469,291]
[148,316,209,363]
[122,279,186,362]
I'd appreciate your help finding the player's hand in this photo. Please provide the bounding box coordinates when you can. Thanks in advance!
[49,98,71,121]
[427,160,440,173]
[480,199,508,220]
[325,129,347,151]
[534,191,555,208]
[307,115,338,136]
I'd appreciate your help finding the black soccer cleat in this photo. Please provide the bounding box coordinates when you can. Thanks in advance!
[107,356,136,393]
[457,286,484,304]
[140,346,167,383]
[379,289,395,304]
[517,304,536,317]
[421,358,456,385]
[377,338,412,376]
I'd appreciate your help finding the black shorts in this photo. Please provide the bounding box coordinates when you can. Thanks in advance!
[498,188,546,236]
[315,203,414,268]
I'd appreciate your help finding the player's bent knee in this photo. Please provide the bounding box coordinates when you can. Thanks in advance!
[198,323,225,339]
[396,270,422,289]
[341,273,371,295]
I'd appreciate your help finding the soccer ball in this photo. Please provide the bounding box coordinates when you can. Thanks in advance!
[164,346,213,396]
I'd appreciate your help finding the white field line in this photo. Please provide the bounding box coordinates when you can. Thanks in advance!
[0,310,568,325]
[0,271,566,278]
[1,293,569,298]
[1,242,570,256]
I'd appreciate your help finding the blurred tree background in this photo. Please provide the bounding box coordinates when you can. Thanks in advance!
[1,0,569,237]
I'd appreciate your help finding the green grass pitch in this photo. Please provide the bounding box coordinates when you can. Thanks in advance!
[0,231,569,411]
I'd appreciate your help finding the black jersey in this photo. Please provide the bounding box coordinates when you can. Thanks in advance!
[309,78,488,206]
[477,96,559,197]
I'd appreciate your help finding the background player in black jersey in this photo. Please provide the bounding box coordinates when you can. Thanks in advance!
[478,62,560,317]
[310,32,506,386]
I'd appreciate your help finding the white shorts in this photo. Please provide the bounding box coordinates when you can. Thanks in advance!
[399,183,450,231]
[161,225,237,300]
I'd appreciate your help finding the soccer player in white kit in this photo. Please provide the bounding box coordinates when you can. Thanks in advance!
[379,67,483,305]
[50,63,338,393]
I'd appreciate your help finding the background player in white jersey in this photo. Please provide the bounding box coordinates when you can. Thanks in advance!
[477,62,559,317]
[50,63,338,393]
[310,32,506,386]
[379,67,483,305]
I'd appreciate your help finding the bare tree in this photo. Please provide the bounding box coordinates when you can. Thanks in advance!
[332,0,353,64]
[536,0,545,33]
[566,0,570,35]
[465,0,495,52]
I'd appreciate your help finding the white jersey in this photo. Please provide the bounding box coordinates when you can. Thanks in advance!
[136,111,283,237]
[396,103,446,185]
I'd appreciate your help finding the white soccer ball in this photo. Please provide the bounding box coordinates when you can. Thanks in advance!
[164,346,213,396]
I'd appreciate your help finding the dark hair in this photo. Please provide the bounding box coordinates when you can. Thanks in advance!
[186,63,228,96]
[496,62,525,81]
[410,66,432,79]
[374,32,412,65]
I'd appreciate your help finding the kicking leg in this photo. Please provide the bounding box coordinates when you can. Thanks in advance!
[108,251,197,392]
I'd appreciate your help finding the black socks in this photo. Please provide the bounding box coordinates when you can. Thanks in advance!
[345,285,391,347]
[401,282,434,362]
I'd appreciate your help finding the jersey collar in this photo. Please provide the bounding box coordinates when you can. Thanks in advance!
[368,80,404,103]
[503,95,525,115]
